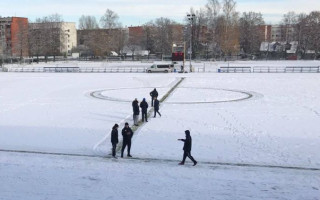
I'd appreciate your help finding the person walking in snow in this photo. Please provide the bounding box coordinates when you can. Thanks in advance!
[132,98,140,126]
[178,130,197,166]
[121,122,134,158]
[150,88,158,107]
[140,98,148,122]
[111,124,119,158]
[153,97,161,118]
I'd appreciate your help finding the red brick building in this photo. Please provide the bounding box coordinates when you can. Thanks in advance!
[0,17,29,58]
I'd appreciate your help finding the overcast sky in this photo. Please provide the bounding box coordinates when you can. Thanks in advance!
[0,0,319,27]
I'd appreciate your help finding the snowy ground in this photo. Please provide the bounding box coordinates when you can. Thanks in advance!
[0,66,320,199]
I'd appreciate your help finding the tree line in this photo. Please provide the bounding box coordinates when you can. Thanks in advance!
[2,0,320,62]
[76,0,320,60]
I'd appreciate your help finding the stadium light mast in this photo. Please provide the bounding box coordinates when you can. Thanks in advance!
[187,13,195,72]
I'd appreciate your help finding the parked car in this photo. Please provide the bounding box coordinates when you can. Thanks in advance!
[146,64,173,73]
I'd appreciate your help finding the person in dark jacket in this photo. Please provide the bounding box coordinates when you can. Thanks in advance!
[153,97,161,118]
[111,124,119,158]
[140,98,148,122]
[178,130,197,166]
[150,88,158,107]
[121,122,134,158]
[132,98,140,126]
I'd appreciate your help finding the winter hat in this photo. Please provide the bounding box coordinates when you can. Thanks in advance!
[125,122,129,126]
[143,98,146,101]
[185,130,190,135]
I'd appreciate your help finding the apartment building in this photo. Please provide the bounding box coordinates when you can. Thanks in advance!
[62,22,77,54]
[0,17,29,58]
[271,25,296,42]
[29,22,77,56]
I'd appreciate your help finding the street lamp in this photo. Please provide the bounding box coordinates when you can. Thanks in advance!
[187,13,195,72]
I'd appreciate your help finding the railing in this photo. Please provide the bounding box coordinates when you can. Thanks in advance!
[6,65,320,73]
[253,67,286,73]
[220,66,320,73]
[44,67,80,72]
[219,67,251,73]
[79,67,146,73]
[7,66,147,73]
[285,66,320,73]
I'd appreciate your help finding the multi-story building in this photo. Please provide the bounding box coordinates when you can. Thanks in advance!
[271,25,296,42]
[0,17,29,58]
[29,22,77,56]
[258,25,272,42]
[62,22,77,55]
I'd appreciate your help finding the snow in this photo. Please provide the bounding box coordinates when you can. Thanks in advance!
[0,62,320,199]
[1,151,319,200]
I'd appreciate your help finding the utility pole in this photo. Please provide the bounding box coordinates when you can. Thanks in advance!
[187,13,195,72]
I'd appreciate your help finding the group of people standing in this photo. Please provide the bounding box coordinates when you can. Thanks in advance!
[110,88,197,166]
[132,88,161,126]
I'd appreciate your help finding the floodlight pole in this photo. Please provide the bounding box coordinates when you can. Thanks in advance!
[187,14,195,72]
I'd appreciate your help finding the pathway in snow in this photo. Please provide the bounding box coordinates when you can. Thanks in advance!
[0,149,319,172]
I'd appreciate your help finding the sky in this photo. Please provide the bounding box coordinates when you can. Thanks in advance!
[0,0,319,27]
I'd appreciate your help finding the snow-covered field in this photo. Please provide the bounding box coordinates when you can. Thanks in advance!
[0,65,319,199]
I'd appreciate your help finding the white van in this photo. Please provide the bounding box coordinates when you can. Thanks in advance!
[146,64,173,73]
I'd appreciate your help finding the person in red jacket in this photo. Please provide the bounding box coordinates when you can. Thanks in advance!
[178,130,197,166]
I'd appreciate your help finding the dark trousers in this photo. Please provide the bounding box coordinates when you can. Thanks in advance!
[181,151,196,164]
[121,139,131,156]
[112,143,117,157]
[142,111,147,121]
[154,109,161,117]
[151,97,154,107]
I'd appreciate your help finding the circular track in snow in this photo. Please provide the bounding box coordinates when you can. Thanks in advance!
[90,87,256,104]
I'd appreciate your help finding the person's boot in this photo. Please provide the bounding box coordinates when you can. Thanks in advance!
[127,154,132,157]
[178,162,184,165]
[193,161,197,166]
[121,152,124,158]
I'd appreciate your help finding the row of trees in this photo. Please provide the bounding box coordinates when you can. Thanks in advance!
[283,11,320,59]
[77,1,268,59]
[2,0,320,61]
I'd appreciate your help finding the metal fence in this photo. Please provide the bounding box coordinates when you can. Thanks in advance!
[6,66,148,73]
[219,66,320,73]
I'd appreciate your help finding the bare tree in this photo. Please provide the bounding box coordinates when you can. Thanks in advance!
[79,15,99,30]
[217,0,239,57]
[205,0,221,58]
[239,12,265,55]
[100,9,121,29]
[30,14,65,62]
[152,18,177,58]
[295,13,308,58]
[306,11,320,59]
[142,23,156,58]
[281,12,298,42]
